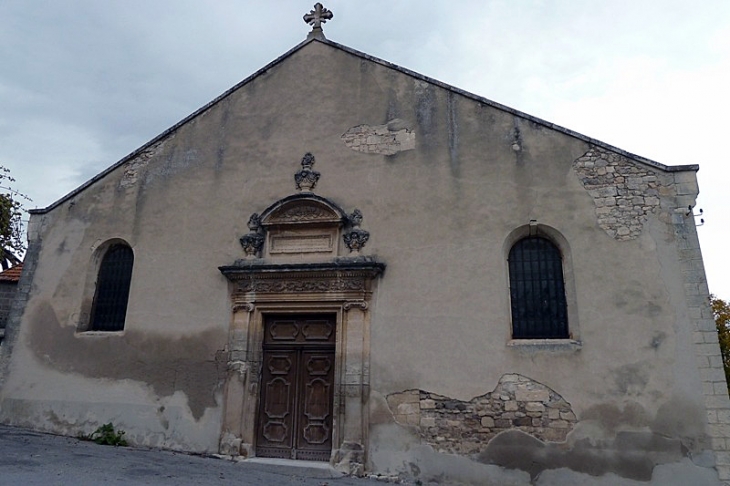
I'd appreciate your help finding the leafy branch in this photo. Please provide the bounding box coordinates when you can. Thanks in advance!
[0,166,31,261]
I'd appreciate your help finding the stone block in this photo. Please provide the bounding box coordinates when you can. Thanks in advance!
[717,410,730,423]
[550,420,569,429]
[515,389,550,402]
[715,452,730,466]
[525,402,544,412]
[707,395,730,409]
[708,410,719,424]
[480,417,494,428]
[702,368,727,382]
[505,401,518,411]
[405,414,420,426]
[718,465,730,481]
[696,342,722,356]
[420,399,435,409]
[711,438,728,451]
[387,391,420,408]
[708,424,730,438]
[595,186,618,197]
[420,417,436,428]
[560,411,576,421]
[697,319,718,332]
[396,403,419,416]
[676,182,699,196]
[548,408,560,419]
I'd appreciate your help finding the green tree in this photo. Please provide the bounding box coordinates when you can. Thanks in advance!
[0,166,29,268]
[712,295,730,394]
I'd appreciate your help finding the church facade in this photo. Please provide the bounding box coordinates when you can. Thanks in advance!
[1,8,727,485]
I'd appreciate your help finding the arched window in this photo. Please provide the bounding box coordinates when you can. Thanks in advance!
[89,244,134,331]
[508,236,568,339]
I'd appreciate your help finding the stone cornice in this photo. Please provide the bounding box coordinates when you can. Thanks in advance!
[219,258,385,295]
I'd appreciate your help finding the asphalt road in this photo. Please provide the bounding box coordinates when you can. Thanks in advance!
[0,425,392,486]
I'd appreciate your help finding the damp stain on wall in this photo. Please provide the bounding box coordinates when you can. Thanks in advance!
[27,301,227,420]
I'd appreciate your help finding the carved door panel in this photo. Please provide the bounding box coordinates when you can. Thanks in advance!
[257,315,335,461]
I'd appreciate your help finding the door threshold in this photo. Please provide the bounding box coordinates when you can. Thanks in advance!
[243,457,343,478]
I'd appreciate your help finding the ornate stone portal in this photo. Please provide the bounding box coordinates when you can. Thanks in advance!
[218,154,384,474]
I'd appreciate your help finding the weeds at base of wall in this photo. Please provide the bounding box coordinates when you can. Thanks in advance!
[79,423,128,447]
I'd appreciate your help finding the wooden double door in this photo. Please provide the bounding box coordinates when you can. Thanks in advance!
[256,315,336,461]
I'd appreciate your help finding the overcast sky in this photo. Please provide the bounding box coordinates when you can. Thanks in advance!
[1,1,729,297]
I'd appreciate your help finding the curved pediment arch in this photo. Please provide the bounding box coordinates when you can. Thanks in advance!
[259,194,347,227]
[236,153,372,261]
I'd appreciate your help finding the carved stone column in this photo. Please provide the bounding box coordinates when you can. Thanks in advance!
[220,302,255,457]
[333,301,369,475]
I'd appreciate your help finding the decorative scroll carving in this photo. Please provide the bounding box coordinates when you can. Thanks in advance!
[295,153,321,192]
[236,277,365,294]
[220,261,385,297]
[239,213,265,258]
[343,209,370,253]
[268,203,336,223]
[346,209,363,227]
[343,301,368,311]
[232,302,254,313]
[343,230,369,253]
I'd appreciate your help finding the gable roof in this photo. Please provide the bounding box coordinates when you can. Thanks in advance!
[31,36,699,215]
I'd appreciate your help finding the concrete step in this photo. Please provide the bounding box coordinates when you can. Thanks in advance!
[242,457,344,479]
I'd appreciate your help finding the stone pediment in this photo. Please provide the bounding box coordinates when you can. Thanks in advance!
[235,153,373,261]
[260,194,345,227]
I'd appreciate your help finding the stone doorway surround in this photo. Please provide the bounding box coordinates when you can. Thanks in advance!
[217,153,385,475]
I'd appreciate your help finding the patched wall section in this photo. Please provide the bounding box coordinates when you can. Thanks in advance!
[341,121,415,155]
[119,138,170,188]
[573,146,669,241]
[387,374,577,456]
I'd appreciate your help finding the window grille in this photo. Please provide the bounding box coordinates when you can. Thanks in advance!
[90,244,134,332]
[508,236,568,339]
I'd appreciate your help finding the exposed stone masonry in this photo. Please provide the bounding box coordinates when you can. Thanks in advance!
[573,146,668,241]
[669,169,730,482]
[387,374,577,456]
[119,139,168,188]
[341,122,415,155]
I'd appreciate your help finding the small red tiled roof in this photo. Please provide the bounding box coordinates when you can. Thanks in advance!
[0,263,23,282]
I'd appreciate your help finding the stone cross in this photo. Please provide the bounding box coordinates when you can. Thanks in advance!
[303,3,333,30]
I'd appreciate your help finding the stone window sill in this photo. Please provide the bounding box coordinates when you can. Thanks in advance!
[75,330,125,337]
[507,339,582,351]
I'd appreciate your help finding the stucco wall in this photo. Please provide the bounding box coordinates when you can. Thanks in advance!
[0,40,724,483]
